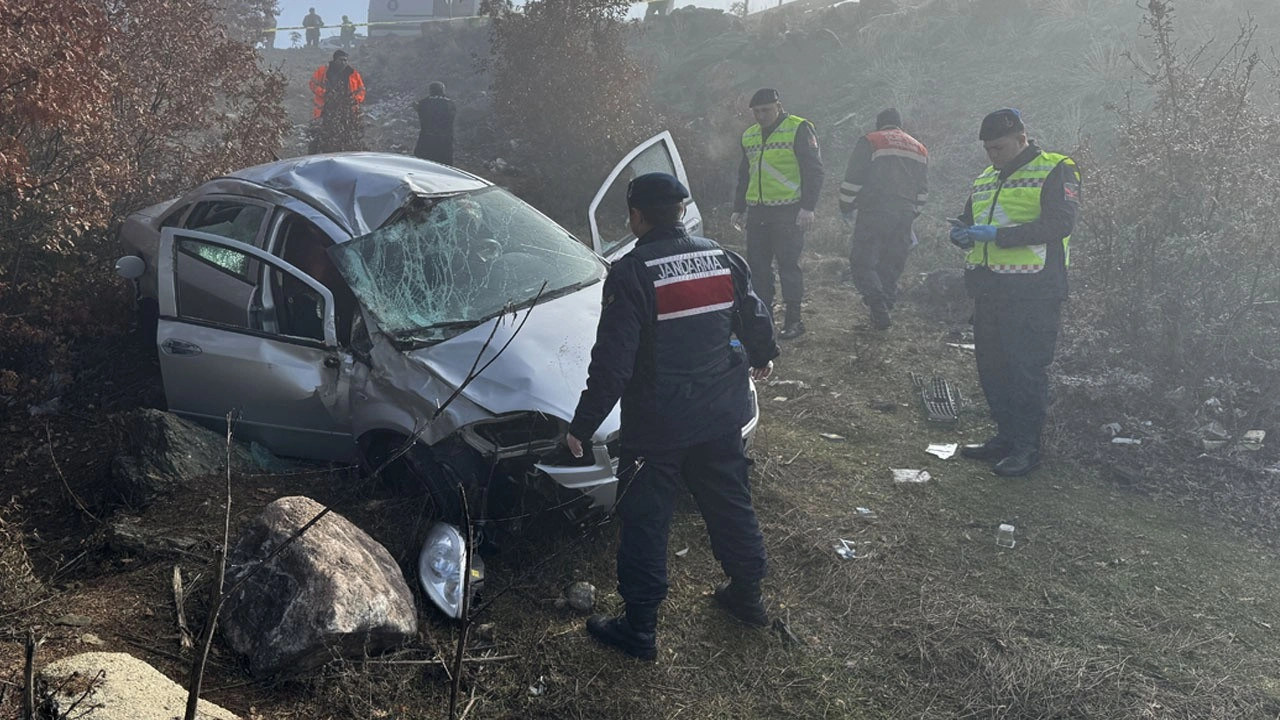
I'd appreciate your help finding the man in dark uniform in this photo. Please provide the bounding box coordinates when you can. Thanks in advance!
[950,109,1080,477]
[567,173,779,661]
[839,108,928,330]
[414,81,457,165]
[731,88,824,340]
[302,7,324,48]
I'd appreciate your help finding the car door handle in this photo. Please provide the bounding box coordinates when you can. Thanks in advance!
[161,339,202,356]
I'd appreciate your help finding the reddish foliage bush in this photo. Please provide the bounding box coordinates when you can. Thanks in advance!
[0,0,289,406]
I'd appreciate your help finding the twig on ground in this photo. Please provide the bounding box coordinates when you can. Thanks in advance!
[173,565,194,650]
[363,654,519,666]
[22,629,36,720]
[44,422,98,524]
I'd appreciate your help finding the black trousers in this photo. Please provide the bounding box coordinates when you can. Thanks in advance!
[973,295,1062,451]
[745,213,805,313]
[849,210,913,310]
[615,430,767,614]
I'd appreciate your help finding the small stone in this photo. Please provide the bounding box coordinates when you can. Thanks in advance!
[54,614,93,627]
[564,581,596,613]
[79,633,104,646]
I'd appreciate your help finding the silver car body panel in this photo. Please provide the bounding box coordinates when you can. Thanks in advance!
[132,145,752,516]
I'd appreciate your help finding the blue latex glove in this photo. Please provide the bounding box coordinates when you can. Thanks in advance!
[949,224,973,250]
[968,224,998,243]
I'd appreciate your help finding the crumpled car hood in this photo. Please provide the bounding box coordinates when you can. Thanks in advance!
[406,285,615,429]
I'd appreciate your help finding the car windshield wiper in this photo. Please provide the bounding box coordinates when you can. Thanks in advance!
[392,320,485,346]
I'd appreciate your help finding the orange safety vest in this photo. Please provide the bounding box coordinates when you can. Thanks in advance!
[309,65,366,118]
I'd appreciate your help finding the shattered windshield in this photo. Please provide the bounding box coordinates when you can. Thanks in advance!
[330,187,605,343]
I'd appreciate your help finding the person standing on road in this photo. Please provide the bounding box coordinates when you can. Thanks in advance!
[302,7,324,48]
[566,173,779,661]
[731,88,824,340]
[838,108,928,330]
[950,108,1080,477]
[414,81,457,165]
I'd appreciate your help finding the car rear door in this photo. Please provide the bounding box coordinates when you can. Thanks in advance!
[155,228,358,462]
[588,131,703,262]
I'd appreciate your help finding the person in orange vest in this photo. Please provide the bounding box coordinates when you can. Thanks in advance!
[308,51,366,152]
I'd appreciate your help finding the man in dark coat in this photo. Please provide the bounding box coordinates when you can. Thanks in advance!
[567,173,779,661]
[415,82,457,165]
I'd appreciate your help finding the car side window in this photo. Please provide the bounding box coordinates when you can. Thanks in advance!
[184,201,268,274]
[174,238,257,329]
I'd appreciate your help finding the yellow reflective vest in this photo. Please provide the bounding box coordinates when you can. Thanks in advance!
[965,151,1074,273]
[742,115,808,206]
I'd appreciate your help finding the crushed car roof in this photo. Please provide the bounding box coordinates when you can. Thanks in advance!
[225,153,491,236]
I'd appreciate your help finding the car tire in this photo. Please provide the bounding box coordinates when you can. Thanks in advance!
[362,434,485,524]
[137,297,160,349]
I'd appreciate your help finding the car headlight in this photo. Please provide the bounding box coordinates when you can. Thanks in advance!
[418,522,485,619]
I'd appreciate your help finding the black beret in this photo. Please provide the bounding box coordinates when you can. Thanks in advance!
[749,88,780,107]
[627,172,689,208]
[876,107,902,129]
[979,108,1024,141]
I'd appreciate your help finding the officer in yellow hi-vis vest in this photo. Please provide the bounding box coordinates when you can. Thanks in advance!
[731,88,824,340]
[949,109,1080,477]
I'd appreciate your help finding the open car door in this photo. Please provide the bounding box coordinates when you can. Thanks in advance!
[154,228,357,461]
[588,131,703,262]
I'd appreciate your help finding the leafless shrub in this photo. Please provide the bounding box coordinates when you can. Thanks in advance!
[1076,0,1280,386]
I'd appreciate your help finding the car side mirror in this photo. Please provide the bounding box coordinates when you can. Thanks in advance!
[115,255,145,280]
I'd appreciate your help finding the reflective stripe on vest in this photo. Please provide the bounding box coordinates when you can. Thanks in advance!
[742,115,807,206]
[965,151,1073,273]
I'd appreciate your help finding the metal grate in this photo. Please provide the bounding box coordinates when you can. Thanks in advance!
[910,373,961,423]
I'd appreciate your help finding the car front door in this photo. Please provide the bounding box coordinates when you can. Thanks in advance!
[155,228,358,462]
[588,131,703,261]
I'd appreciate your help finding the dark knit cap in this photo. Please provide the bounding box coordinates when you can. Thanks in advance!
[749,88,780,107]
[332,50,348,60]
[876,108,902,129]
[979,108,1024,140]
[627,173,689,208]
[428,81,446,96]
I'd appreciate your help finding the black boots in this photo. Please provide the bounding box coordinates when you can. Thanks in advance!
[993,448,1041,477]
[959,436,1014,462]
[868,302,892,331]
[779,304,805,340]
[586,607,657,661]
[713,579,769,627]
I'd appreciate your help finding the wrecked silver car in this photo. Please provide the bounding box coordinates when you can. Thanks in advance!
[115,135,758,617]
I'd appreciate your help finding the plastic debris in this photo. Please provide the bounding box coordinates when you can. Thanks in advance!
[996,524,1016,548]
[1101,422,1122,437]
[833,538,873,559]
[926,443,958,459]
[768,379,808,390]
[1241,430,1266,451]
[945,342,976,351]
[1111,437,1142,445]
[772,396,788,402]
[528,677,546,696]
[1199,421,1230,441]
[892,468,931,483]
[1202,439,1229,451]
[674,547,690,557]
[819,432,846,441]
[855,507,877,519]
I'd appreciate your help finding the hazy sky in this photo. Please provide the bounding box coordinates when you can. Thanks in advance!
[272,0,737,45]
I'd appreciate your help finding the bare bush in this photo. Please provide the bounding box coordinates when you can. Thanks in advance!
[487,0,654,224]
[1077,0,1280,387]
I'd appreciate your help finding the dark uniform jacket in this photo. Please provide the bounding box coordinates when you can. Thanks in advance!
[958,142,1080,300]
[732,113,825,220]
[838,126,928,217]
[569,224,779,452]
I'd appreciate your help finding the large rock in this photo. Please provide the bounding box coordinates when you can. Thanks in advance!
[221,496,417,677]
[39,652,238,720]
[109,408,255,506]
